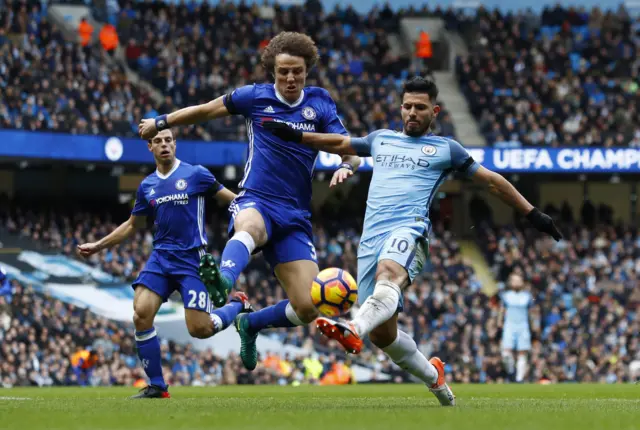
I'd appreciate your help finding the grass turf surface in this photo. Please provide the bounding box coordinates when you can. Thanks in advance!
[1,384,639,430]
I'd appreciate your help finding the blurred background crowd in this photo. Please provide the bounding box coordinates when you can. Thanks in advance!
[2,197,639,386]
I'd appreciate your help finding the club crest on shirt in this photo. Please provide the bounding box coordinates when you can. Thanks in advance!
[301,107,316,120]
[175,179,188,190]
[421,145,437,156]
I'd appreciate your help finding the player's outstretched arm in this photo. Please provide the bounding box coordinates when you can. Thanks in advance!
[263,121,357,155]
[471,165,562,241]
[77,215,146,257]
[139,96,231,140]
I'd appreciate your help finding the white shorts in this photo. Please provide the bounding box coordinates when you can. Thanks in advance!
[502,326,532,351]
[357,227,428,312]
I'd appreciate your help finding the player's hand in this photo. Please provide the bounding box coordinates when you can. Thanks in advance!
[526,208,562,241]
[138,118,158,140]
[330,167,353,188]
[77,242,102,257]
[263,120,303,143]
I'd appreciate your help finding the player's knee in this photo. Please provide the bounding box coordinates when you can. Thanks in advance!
[187,321,214,339]
[290,299,318,324]
[133,302,155,330]
[234,212,268,245]
[376,260,408,286]
[369,325,396,349]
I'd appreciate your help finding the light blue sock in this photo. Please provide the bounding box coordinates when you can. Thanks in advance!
[135,327,166,390]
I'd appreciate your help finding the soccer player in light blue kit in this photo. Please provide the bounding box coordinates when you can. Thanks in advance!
[265,76,561,405]
[78,128,253,398]
[499,273,532,383]
[138,32,359,371]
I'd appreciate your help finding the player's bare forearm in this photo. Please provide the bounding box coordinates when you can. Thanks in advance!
[472,166,533,215]
[487,174,534,214]
[96,217,139,250]
[167,96,229,126]
[300,133,355,155]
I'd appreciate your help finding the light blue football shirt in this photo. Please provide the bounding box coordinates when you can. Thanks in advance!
[351,129,479,242]
[501,290,532,328]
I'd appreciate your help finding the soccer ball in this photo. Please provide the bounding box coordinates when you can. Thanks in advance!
[310,268,357,317]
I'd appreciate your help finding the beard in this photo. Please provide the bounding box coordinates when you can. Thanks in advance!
[404,120,432,137]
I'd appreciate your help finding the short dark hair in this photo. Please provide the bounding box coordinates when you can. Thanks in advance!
[261,32,320,72]
[401,77,439,102]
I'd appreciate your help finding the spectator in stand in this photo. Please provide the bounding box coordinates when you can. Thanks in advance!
[99,22,119,56]
[70,348,99,386]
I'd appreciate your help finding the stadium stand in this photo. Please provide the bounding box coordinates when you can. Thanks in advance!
[455,5,640,146]
[0,0,155,137]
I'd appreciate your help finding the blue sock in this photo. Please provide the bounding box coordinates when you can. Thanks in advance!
[219,237,251,286]
[135,328,166,390]
[247,300,302,333]
[211,301,243,331]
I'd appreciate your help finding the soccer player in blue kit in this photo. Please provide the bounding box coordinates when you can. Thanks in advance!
[265,76,562,406]
[138,32,360,371]
[78,128,253,398]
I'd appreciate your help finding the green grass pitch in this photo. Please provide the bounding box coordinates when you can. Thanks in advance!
[1,384,639,430]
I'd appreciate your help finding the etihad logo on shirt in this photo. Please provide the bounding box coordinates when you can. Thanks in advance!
[151,193,189,206]
[270,118,316,132]
[376,154,430,170]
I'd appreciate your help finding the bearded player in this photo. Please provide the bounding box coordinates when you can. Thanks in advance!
[78,129,253,398]
[138,32,359,371]
[264,76,562,406]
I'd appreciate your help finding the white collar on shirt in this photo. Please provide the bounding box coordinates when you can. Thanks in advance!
[274,84,305,108]
[156,159,181,180]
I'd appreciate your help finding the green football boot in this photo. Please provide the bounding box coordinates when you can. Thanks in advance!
[199,253,233,308]
[234,313,258,371]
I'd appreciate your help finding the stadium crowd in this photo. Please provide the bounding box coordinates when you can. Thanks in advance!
[3,196,640,385]
[1,0,456,140]
[118,0,460,140]
[0,281,365,387]
[0,0,156,137]
[456,5,640,146]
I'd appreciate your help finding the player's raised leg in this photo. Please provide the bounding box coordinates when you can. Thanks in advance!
[370,316,455,406]
[131,282,169,399]
[201,207,268,306]
[236,228,318,370]
[181,272,254,339]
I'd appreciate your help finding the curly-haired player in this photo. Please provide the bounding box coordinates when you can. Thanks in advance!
[139,32,359,371]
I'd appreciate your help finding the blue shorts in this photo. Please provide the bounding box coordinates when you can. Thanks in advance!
[132,248,213,313]
[357,227,429,312]
[502,326,532,351]
[228,192,317,268]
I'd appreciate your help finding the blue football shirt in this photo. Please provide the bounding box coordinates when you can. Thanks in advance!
[350,130,479,242]
[224,83,347,212]
[132,160,223,251]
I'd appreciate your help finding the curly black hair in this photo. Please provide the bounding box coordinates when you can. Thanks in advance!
[261,32,320,72]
